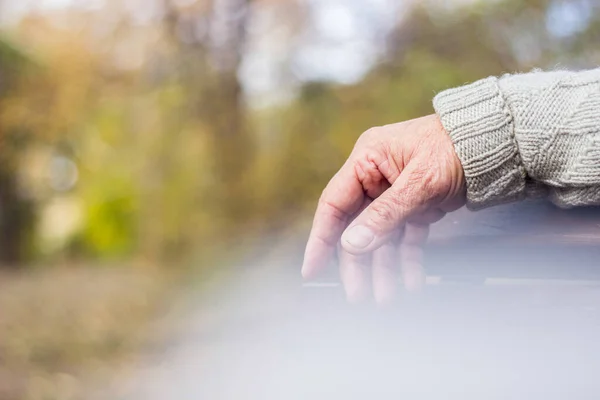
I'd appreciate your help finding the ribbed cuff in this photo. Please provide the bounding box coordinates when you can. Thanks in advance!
[433,76,528,210]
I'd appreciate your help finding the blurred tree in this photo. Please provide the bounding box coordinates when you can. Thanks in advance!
[125,0,259,262]
[0,17,99,265]
[0,0,598,267]
[164,0,254,216]
[0,37,36,265]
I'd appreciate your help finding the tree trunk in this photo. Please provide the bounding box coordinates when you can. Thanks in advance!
[0,43,35,267]
[0,160,34,266]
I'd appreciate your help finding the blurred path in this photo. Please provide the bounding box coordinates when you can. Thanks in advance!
[103,245,600,399]
[104,203,600,399]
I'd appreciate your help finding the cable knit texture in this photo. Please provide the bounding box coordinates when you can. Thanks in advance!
[433,68,600,210]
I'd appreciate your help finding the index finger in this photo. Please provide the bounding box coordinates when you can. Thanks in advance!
[301,164,365,279]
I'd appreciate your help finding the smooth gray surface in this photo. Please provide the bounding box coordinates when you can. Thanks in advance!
[112,267,600,399]
[110,202,600,399]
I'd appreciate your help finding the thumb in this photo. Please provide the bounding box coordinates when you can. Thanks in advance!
[341,165,432,254]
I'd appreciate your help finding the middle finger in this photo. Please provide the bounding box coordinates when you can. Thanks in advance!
[372,231,403,305]
[339,244,371,303]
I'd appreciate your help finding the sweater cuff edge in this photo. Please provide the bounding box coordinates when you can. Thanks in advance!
[433,77,528,209]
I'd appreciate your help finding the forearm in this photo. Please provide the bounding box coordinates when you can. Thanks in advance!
[434,68,600,210]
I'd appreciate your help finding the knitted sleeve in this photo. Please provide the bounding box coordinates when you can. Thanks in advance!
[433,68,600,210]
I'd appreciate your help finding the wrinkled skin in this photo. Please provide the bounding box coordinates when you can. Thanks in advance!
[302,115,467,304]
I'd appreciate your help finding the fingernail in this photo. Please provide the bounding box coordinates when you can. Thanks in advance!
[342,225,374,249]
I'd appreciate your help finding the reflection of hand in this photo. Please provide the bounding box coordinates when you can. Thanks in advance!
[302,115,467,304]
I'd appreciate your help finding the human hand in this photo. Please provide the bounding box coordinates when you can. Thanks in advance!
[302,114,466,304]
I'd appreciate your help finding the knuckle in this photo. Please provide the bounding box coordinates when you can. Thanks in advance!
[370,200,397,225]
[356,127,394,166]
[413,161,446,202]
[318,194,349,223]
[358,126,384,144]
[424,168,443,193]
[387,189,412,210]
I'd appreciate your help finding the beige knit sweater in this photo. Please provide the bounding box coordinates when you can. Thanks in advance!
[433,68,600,210]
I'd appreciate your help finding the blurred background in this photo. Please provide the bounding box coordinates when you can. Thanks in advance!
[0,0,599,398]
